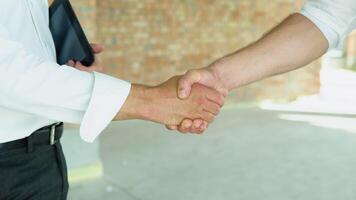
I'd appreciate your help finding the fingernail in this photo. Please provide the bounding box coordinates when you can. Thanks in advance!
[178,89,186,97]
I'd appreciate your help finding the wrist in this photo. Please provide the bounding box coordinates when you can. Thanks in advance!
[209,54,250,90]
[115,84,163,123]
[115,84,151,121]
[209,57,234,91]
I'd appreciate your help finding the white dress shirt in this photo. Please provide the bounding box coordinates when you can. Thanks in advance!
[0,0,131,143]
[300,0,356,50]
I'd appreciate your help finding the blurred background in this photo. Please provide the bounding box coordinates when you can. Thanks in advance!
[59,0,356,199]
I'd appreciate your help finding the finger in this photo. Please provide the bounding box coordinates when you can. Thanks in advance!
[178,70,202,99]
[189,119,204,134]
[197,121,208,133]
[177,119,193,134]
[200,111,215,123]
[194,121,208,134]
[90,43,105,54]
[74,62,91,72]
[196,127,205,134]
[212,81,229,97]
[74,62,95,72]
[166,125,178,131]
[202,100,220,115]
[193,119,203,129]
[206,91,225,108]
[66,60,75,67]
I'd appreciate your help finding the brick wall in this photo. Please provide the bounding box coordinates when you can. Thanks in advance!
[70,0,97,40]
[72,0,321,103]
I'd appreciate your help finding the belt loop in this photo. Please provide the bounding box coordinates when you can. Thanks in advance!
[27,134,34,153]
[50,124,56,145]
[50,122,61,145]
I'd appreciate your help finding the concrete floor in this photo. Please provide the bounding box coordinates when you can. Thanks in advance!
[68,106,356,200]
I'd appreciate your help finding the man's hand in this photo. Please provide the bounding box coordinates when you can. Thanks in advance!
[66,43,105,73]
[115,76,225,127]
[166,67,229,133]
[178,67,228,99]
[169,13,330,134]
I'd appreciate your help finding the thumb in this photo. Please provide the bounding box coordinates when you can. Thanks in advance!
[178,69,203,99]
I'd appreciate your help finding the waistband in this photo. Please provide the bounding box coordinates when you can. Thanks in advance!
[0,122,64,152]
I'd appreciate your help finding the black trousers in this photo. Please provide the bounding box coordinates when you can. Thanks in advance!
[0,140,69,200]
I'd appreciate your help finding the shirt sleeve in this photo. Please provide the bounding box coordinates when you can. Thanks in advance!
[0,25,131,143]
[300,0,356,50]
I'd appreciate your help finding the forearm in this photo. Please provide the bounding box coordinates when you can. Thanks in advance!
[114,84,153,121]
[210,13,329,90]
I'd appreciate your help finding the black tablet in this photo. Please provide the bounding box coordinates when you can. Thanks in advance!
[49,0,94,66]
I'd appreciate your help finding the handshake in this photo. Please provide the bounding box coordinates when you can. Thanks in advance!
[69,44,229,134]
[116,72,228,134]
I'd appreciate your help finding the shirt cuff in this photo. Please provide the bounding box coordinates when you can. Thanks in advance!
[300,5,340,50]
[79,72,131,142]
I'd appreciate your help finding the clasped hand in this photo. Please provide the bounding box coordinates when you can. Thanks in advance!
[142,76,225,131]
[167,68,228,134]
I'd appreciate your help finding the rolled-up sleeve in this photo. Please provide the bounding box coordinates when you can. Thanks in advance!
[0,25,131,143]
[300,0,356,50]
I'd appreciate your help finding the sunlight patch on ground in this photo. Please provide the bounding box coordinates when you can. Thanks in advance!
[260,95,356,116]
[278,113,356,134]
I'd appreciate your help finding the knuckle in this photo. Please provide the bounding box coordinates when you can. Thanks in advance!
[193,120,202,128]
[194,112,203,120]
[219,97,225,106]
[209,113,215,121]
[178,75,187,83]
[210,94,225,107]
[216,94,224,103]
[206,117,214,123]
[186,69,195,75]
[215,103,222,111]
[202,113,214,123]
[187,69,200,79]
[213,107,220,115]
[194,96,205,106]
[182,120,192,127]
